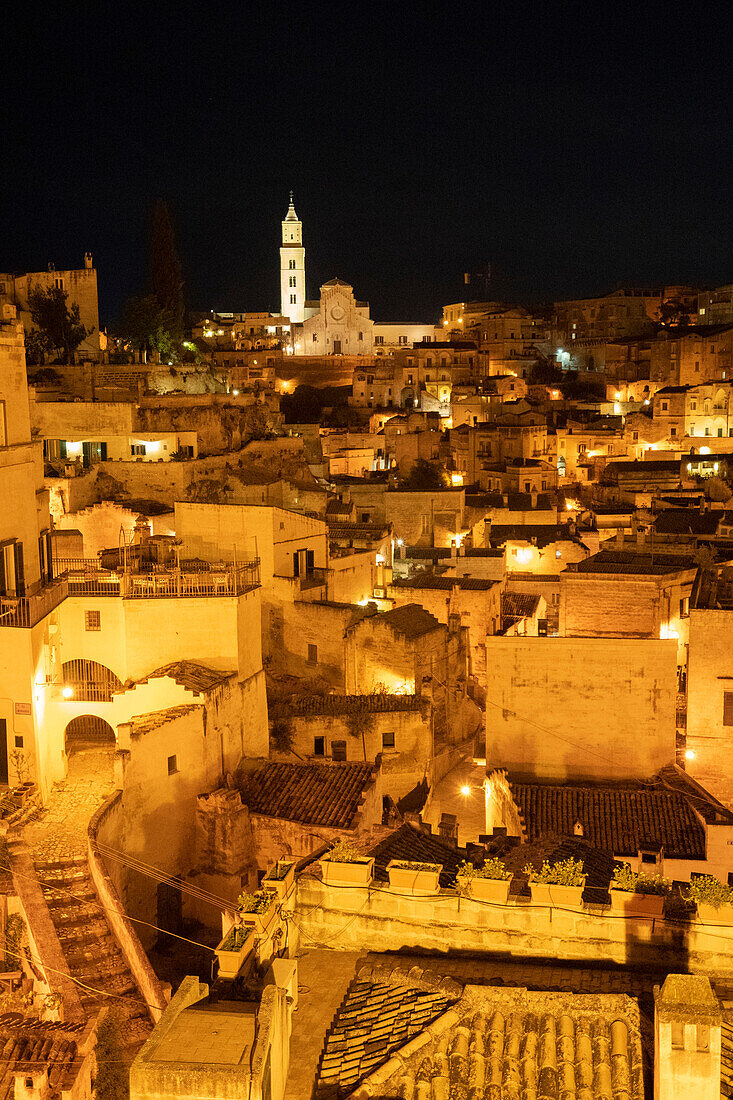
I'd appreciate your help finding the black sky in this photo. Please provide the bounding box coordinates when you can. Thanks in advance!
[3,1,732,325]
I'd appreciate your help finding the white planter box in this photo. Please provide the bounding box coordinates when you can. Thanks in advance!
[262,860,296,899]
[320,857,374,888]
[387,861,442,896]
[530,881,586,908]
[697,902,733,925]
[457,874,512,904]
[240,899,278,936]
[215,927,255,979]
[610,888,665,919]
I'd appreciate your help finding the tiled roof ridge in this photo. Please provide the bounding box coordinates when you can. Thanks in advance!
[288,693,423,716]
[127,704,202,736]
[129,659,235,695]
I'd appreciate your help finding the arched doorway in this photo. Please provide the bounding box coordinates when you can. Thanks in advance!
[61,660,122,702]
[64,715,116,754]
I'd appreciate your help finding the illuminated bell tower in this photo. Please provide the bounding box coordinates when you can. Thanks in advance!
[280,192,305,323]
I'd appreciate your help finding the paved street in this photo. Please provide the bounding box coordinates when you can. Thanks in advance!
[23,750,116,860]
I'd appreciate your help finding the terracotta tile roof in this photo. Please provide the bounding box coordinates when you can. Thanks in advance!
[349,984,644,1099]
[653,508,721,535]
[393,575,498,592]
[327,522,389,539]
[0,1016,88,1100]
[289,694,423,716]
[127,704,201,737]
[237,761,377,828]
[502,591,541,620]
[136,660,234,694]
[510,779,706,859]
[368,823,469,887]
[362,604,442,640]
[572,549,698,576]
[316,977,457,1098]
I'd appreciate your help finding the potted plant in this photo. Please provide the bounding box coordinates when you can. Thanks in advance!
[262,858,297,899]
[215,924,255,979]
[387,859,442,896]
[456,858,513,904]
[609,864,670,918]
[687,875,733,925]
[320,840,375,888]
[236,889,278,936]
[525,858,586,908]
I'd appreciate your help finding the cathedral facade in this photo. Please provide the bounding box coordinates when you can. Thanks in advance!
[292,278,374,356]
[279,195,374,355]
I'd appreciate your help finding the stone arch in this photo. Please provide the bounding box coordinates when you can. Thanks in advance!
[64,714,116,753]
[61,659,123,703]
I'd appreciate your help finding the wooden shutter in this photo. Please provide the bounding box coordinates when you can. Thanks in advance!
[13,542,25,597]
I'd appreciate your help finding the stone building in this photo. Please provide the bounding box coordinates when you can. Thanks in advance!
[292,279,374,356]
[0,254,100,355]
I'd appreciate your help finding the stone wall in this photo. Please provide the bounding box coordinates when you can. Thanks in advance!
[295,876,733,980]
[485,636,677,781]
[88,793,169,1020]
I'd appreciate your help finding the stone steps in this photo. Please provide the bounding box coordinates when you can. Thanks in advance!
[33,856,154,1051]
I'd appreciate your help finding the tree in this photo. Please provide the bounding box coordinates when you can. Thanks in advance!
[27,285,90,362]
[94,1011,129,1100]
[150,200,184,334]
[116,295,175,360]
[657,298,690,327]
[399,458,450,490]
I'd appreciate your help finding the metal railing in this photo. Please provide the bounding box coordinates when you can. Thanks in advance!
[0,578,68,628]
[57,558,260,599]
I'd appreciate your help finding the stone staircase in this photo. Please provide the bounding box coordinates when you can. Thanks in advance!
[33,853,153,1053]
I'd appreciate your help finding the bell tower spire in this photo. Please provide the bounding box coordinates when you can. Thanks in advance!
[280,192,305,322]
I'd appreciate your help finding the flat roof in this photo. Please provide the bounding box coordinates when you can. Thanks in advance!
[152,1001,256,1064]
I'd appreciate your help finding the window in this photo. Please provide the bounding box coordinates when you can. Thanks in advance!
[670,427,677,437]
[131,444,146,456]
[289,276,296,287]
[680,597,689,618]
[398,335,407,345]
[661,402,668,411]
[671,1021,685,1049]
[167,755,178,775]
[289,259,295,270]
[312,332,317,342]
[14,735,23,748]
[85,609,101,631]
[290,294,296,304]
[382,731,395,749]
[314,736,325,756]
[307,643,318,665]
[724,692,733,726]
[331,741,347,761]
[697,1024,710,1051]
[421,514,430,534]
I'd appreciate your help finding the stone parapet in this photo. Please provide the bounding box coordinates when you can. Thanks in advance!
[296,877,733,979]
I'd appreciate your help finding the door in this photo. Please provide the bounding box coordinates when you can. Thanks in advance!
[0,720,7,786]
[333,339,342,354]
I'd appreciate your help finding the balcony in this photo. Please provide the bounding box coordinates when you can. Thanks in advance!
[0,577,68,628]
[56,558,260,599]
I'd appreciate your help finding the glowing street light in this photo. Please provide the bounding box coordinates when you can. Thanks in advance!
[461,785,471,797]
[685,749,696,761]
[62,686,74,699]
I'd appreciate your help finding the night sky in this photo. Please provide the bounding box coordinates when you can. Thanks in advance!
[3,2,732,326]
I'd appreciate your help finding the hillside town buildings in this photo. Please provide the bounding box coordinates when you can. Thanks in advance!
[6,217,733,1099]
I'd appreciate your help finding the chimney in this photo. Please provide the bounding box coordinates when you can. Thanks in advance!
[654,975,721,1100]
[84,251,93,270]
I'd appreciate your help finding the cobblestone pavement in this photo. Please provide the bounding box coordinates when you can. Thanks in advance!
[23,750,116,860]
[21,750,152,1052]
